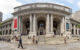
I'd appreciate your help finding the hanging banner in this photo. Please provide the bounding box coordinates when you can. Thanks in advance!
[14,17,18,29]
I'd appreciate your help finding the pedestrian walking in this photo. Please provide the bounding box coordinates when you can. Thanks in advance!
[32,35,36,44]
[64,35,67,44]
[18,35,23,48]
[35,36,39,44]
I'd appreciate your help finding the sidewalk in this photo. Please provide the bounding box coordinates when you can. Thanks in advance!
[4,41,80,50]
[1,41,25,50]
[1,36,79,50]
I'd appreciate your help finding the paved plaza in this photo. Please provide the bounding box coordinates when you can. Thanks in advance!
[0,41,80,50]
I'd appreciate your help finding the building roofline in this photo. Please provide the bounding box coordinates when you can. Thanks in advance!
[2,17,13,23]
[14,3,71,9]
[70,18,80,24]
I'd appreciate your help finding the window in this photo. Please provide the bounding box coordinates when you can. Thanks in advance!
[66,23,69,31]
[40,23,44,27]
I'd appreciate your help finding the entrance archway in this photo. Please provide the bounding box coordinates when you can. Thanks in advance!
[25,21,30,35]
[53,21,58,35]
[53,17,61,35]
[22,18,30,35]
[38,20,45,35]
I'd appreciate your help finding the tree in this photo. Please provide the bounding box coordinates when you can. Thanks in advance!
[0,23,3,27]
[77,24,80,28]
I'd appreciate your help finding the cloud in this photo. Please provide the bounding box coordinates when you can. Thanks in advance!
[0,0,22,20]
[66,0,74,3]
[0,0,22,13]
[77,1,80,8]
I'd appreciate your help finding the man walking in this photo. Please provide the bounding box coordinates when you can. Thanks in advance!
[18,35,23,48]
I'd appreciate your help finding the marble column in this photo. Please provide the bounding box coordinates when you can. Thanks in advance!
[5,26,6,35]
[29,14,33,35]
[18,16,21,33]
[46,14,54,37]
[8,25,10,35]
[29,14,36,37]
[20,16,23,33]
[77,28,79,35]
[33,14,36,33]
[60,17,65,35]
[30,14,32,32]
[46,14,49,34]
[19,16,23,34]
[50,14,54,34]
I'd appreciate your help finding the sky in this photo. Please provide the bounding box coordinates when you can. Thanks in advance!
[0,0,80,21]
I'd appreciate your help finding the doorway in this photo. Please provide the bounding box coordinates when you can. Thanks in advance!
[37,20,45,35]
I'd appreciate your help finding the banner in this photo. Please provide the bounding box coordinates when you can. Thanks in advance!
[14,17,17,29]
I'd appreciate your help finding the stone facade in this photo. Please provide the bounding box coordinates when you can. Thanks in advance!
[1,3,80,39]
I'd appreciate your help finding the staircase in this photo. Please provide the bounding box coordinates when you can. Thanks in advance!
[38,35,45,42]
[21,36,32,44]
[11,35,79,45]
[37,35,64,44]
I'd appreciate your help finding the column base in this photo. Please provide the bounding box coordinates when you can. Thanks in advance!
[45,32,54,37]
[29,32,36,38]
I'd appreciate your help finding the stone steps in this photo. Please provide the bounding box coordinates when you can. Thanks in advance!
[38,35,45,42]
[45,36,64,41]
[10,36,79,45]
[21,36,32,44]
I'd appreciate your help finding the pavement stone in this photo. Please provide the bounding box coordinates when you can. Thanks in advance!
[0,41,80,50]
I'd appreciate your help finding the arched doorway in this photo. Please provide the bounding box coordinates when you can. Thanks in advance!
[25,21,30,35]
[37,20,45,35]
[53,21,58,35]
[53,17,61,35]
[22,18,30,35]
